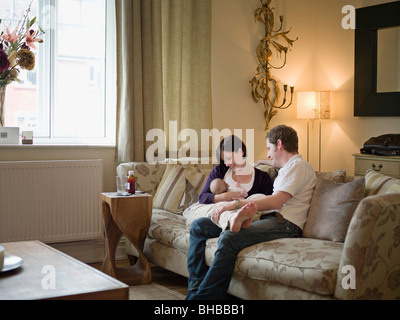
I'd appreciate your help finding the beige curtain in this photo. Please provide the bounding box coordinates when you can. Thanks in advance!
[115,0,154,162]
[116,0,212,162]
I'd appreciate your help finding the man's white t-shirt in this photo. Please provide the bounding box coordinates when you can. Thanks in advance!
[273,154,317,230]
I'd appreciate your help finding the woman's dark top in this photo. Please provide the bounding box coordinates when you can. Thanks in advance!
[198,164,274,204]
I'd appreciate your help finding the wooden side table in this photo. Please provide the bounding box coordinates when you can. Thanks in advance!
[101,192,153,285]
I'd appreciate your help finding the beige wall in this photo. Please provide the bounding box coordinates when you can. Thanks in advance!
[211,0,400,174]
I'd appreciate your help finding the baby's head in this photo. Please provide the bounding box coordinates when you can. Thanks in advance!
[210,178,228,195]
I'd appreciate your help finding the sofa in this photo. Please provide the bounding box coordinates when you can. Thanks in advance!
[117,160,400,300]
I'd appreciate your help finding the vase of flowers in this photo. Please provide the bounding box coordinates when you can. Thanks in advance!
[0,4,44,127]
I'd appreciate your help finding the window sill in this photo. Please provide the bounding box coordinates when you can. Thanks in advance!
[0,144,115,149]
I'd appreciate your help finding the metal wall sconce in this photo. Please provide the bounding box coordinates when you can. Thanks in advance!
[250,0,297,131]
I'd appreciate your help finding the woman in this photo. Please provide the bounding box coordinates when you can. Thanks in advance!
[186,136,273,299]
[198,135,273,204]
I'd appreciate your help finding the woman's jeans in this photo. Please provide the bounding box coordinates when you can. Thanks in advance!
[186,213,302,300]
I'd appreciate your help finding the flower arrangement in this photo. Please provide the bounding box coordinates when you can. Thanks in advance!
[0,2,44,126]
[0,3,44,86]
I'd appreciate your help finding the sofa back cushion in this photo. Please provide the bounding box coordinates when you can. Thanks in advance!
[303,177,365,242]
[116,162,167,196]
[255,165,347,184]
[316,169,346,183]
[364,169,400,196]
[253,164,279,181]
[153,163,212,214]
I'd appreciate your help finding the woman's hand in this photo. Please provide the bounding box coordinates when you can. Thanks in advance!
[212,201,236,223]
[213,191,243,203]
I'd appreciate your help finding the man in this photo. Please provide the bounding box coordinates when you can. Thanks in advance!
[186,125,317,300]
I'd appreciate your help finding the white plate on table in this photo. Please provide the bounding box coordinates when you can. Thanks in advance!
[0,255,23,273]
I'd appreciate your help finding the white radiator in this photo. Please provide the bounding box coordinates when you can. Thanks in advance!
[0,160,104,243]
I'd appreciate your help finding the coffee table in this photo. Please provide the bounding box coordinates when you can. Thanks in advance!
[0,241,129,300]
[101,192,153,285]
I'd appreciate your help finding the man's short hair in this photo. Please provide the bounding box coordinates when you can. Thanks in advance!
[266,125,299,153]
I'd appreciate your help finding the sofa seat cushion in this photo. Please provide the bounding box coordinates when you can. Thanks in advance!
[147,209,190,254]
[205,237,343,296]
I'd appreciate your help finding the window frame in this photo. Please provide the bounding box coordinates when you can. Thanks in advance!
[33,0,116,146]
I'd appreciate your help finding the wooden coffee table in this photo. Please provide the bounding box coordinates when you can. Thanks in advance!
[0,241,129,300]
[101,192,153,285]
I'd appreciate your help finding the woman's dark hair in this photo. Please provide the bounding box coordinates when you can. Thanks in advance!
[216,135,247,165]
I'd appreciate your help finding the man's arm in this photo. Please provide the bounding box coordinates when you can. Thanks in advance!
[212,191,292,222]
[250,191,292,211]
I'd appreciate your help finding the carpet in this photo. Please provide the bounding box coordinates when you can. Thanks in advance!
[129,283,186,300]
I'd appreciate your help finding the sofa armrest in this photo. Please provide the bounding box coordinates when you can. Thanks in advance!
[117,162,166,196]
[335,193,400,300]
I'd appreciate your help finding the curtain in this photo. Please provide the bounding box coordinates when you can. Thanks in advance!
[115,0,212,162]
[115,0,154,162]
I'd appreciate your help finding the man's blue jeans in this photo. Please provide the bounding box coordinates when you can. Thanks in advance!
[186,213,302,300]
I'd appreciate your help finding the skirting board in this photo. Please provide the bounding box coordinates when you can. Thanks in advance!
[49,237,127,264]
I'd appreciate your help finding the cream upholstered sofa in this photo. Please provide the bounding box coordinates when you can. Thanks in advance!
[117,161,400,300]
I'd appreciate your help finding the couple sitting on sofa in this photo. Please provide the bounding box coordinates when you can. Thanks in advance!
[186,124,318,300]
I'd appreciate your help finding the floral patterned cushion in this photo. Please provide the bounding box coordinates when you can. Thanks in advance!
[229,274,334,300]
[147,209,189,254]
[335,193,400,300]
[316,169,346,183]
[233,238,343,296]
[117,162,166,196]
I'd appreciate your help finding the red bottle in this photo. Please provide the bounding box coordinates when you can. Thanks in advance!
[127,170,136,194]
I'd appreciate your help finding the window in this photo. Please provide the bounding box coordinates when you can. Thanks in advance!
[1,0,116,144]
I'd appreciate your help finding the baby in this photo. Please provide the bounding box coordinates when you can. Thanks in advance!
[209,178,263,232]
[210,178,248,198]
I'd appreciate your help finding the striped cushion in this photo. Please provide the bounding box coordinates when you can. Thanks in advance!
[153,164,207,214]
[364,169,400,196]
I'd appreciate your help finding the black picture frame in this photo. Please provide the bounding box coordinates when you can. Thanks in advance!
[354,1,400,116]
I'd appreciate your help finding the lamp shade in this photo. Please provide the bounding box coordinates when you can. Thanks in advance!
[297,91,331,120]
